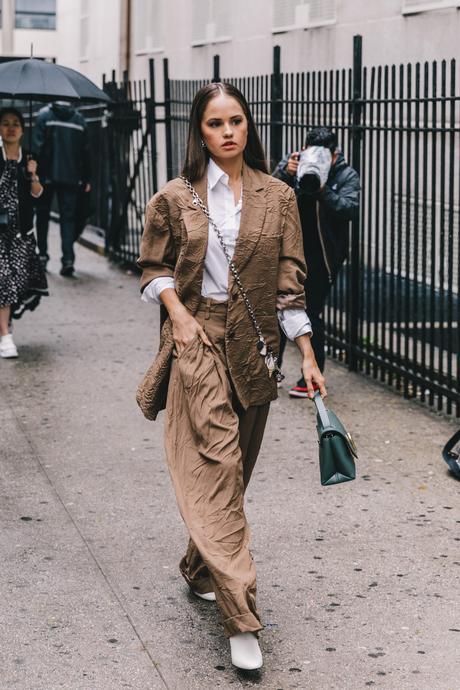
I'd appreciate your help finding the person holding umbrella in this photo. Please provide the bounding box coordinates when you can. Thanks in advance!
[0,57,111,276]
[0,107,48,359]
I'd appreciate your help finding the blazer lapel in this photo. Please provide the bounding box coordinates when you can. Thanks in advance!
[232,164,267,273]
[178,175,209,309]
[181,175,209,247]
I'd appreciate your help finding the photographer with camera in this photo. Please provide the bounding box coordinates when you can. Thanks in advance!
[273,127,360,397]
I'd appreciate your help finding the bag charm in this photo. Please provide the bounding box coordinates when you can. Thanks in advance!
[257,339,281,380]
[257,339,267,357]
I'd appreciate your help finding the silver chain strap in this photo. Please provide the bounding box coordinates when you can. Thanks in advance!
[181,175,283,381]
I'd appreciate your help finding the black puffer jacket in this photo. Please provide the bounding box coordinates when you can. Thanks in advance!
[273,151,360,279]
[33,103,91,186]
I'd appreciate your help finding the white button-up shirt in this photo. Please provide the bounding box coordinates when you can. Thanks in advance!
[142,159,312,341]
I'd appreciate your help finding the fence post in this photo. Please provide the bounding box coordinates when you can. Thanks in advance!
[270,45,283,170]
[148,58,158,195]
[212,54,220,82]
[163,58,173,181]
[348,34,363,372]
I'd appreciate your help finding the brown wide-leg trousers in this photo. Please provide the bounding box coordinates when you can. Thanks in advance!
[164,298,270,637]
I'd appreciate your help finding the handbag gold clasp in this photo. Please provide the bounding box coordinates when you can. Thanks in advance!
[346,431,358,457]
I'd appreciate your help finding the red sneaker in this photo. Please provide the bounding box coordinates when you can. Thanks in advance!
[288,379,320,398]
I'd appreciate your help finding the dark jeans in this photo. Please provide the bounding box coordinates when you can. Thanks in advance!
[279,253,334,374]
[36,184,79,266]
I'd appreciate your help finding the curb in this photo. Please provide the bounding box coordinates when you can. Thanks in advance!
[77,225,106,256]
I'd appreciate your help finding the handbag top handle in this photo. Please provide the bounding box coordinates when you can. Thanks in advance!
[313,391,331,428]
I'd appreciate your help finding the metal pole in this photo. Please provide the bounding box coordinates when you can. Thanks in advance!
[148,58,158,195]
[212,54,220,82]
[270,45,283,171]
[348,34,363,372]
[163,58,173,181]
[2,0,14,55]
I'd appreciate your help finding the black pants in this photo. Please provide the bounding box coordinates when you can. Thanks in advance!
[279,253,334,373]
[36,184,79,266]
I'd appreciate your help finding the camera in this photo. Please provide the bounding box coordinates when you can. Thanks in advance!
[296,145,332,193]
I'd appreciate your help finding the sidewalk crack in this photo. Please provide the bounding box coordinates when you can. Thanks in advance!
[2,391,171,690]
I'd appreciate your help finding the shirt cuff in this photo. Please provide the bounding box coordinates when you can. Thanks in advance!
[141,276,175,304]
[278,308,312,341]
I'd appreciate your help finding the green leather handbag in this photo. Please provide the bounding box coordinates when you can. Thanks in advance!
[313,392,357,486]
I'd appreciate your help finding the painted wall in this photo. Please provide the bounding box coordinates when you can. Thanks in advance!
[129,0,460,82]
[3,1,460,82]
[54,0,122,89]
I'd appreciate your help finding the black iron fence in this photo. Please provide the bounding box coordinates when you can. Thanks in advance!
[92,36,459,416]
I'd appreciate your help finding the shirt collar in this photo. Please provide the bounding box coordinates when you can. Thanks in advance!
[1,146,23,163]
[207,158,229,191]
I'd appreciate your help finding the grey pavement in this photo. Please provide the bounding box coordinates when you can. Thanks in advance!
[1,225,459,690]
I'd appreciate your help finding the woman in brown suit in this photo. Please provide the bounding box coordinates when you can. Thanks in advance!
[137,83,326,670]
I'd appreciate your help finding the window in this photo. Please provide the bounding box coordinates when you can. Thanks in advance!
[132,0,163,54]
[403,0,460,12]
[15,0,56,30]
[80,0,89,60]
[192,0,232,46]
[272,0,336,32]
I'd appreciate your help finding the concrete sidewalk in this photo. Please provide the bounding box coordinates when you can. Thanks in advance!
[1,226,459,690]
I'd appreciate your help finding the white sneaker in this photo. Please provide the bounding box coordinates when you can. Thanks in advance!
[0,334,18,358]
[193,590,216,601]
[229,632,263,670]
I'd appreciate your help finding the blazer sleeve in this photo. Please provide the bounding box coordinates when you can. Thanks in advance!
[276,187,307,311]
[137,193,176,292]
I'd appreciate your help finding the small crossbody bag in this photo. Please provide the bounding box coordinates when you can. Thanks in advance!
[313,391,357,486]
[181,175,284,382]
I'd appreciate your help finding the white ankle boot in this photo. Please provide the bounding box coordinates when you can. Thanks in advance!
[193,590,216,601]
[0,334,18,358]
[229,632,263,670]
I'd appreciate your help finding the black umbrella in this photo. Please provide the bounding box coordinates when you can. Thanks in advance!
[0,57,111,148]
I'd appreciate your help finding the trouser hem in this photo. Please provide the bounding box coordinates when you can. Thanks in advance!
[223,612,264,638]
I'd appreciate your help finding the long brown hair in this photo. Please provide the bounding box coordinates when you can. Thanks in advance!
[181,82,268,181]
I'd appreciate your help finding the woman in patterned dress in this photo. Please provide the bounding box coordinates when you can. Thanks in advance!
[0,107,48,358]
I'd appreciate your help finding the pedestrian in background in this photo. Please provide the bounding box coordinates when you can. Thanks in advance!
[33,101,91,276]
[0,108,48,359]
[273,126,360,397]
[138,83,326,670]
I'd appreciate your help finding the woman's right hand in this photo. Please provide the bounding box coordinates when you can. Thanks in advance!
[170,303,212,355]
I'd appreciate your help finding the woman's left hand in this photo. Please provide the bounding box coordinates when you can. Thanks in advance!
[302,351,327,399]
[27,158,38,176]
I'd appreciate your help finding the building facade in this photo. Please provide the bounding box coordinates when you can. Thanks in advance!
[3,1,457,85]
[2,1,459,88]
[128,0,460,81]
[0,0,59,61]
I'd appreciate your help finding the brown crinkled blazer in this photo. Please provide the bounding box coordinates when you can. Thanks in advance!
[137,163,307,420]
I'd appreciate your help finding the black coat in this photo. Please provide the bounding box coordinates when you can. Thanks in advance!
[33,103,91,186]
[0,148,34,235]
[273,152,360,278]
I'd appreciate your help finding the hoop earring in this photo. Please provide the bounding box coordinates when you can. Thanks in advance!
[201,139,206,148]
